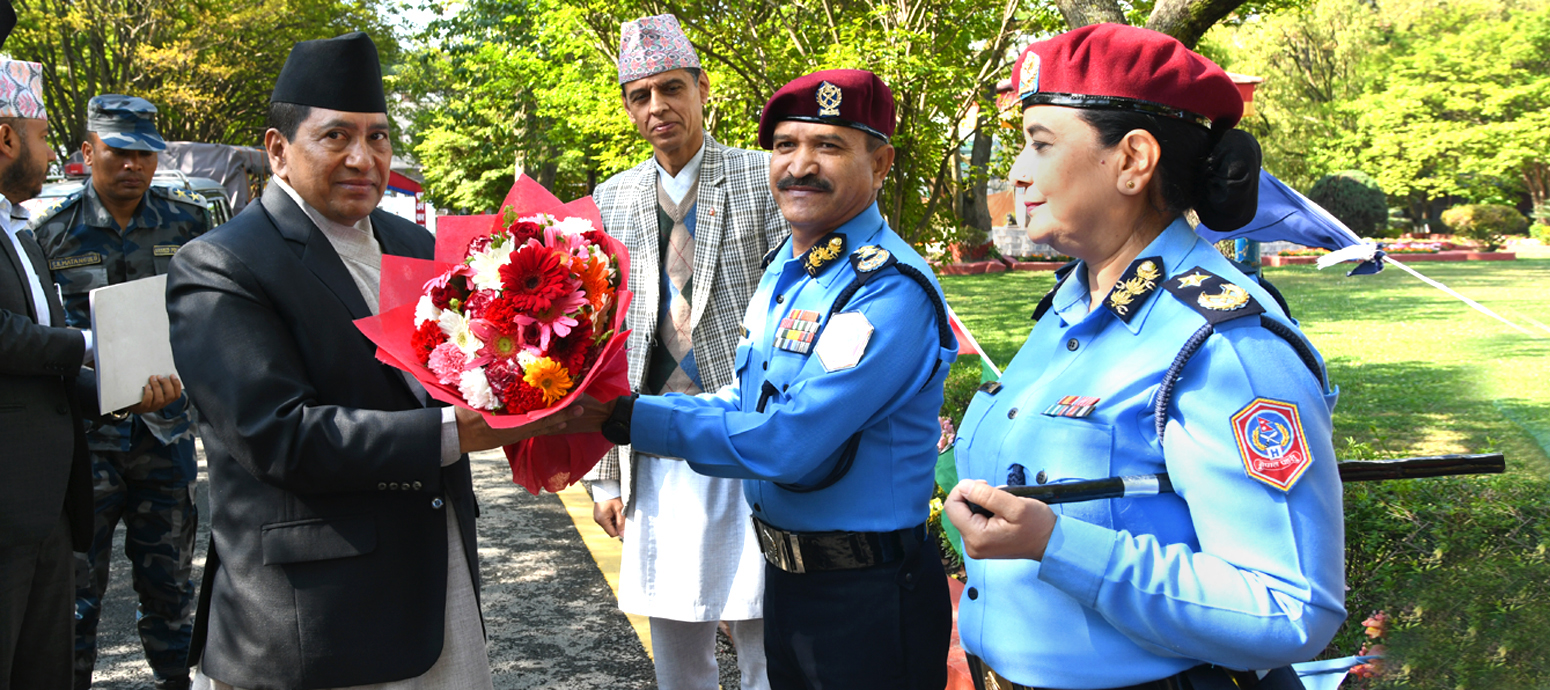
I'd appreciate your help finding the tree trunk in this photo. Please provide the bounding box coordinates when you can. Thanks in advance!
[1145,0,1250,49]
[960,98,995,241]
[1055,0,1126,28]
[1523,161,1548,224]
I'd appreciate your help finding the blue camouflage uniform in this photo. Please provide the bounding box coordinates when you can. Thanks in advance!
[954,220,1347,689]
[28,94,207,690]
[629,201,958,688]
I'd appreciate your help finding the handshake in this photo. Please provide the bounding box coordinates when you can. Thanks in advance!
[452,395,620,454]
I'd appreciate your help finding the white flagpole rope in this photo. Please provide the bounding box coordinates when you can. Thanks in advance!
[947,305,1001,377]
[1380,256,1540,338]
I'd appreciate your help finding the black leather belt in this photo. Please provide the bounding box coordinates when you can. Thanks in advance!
[966,655,1190,690]
[752,516,925,574]
[966,655,1291,690]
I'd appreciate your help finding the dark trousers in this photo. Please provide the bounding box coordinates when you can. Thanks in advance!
[74,447,197,688]
[0,513,75,690]
[763,537,950,690]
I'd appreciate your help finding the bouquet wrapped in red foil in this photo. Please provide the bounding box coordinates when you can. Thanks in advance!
[356,175,632,494]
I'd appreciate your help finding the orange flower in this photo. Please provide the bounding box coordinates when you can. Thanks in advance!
[522,357,573,406]
[576,254,614,311]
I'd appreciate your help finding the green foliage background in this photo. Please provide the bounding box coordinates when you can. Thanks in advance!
[1309,171,1390,236]
[5,0,400,157]
[1206,0,1550,229]
[396,0,1066,238]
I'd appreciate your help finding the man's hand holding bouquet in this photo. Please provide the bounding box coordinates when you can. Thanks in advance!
[356,175,632,493]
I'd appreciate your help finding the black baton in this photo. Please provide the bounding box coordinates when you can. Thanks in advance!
[964,453,1505,517]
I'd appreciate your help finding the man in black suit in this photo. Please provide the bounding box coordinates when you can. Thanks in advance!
[1,53,183,689]
[0,54,88,690]
[167,34,583,690]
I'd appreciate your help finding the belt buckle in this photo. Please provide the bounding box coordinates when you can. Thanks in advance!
[753,519,806,574]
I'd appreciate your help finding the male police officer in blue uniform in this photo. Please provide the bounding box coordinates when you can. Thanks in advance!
[31,94,209,690]
[580,70,957,690]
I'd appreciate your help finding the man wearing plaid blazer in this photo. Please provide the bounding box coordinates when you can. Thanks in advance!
[582,14,788,690]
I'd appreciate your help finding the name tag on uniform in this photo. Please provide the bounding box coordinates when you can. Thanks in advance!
[152,244,181,257]
[49,252,103,271]
[815,311,873,372]
[775,309,821,354]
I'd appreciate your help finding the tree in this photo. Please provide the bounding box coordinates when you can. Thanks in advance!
[1308,170,1387,235]
[395,0,644,212]
[6,0,399,157]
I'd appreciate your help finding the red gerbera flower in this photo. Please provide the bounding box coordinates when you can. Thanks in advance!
[499,244,572,312]
[411,320,447,363]
[549,320,595,376]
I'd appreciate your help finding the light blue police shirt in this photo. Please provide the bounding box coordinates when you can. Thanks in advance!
[630,202,957,533]
[955,220,1346,688]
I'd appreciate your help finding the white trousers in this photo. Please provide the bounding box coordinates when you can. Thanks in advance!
[649,617,769,690]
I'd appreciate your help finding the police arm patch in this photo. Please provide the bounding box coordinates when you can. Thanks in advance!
[814,311,873,373]
[1230,398,1313,491]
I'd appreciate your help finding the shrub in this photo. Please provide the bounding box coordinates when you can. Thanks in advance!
[1308,171,1389,235]
[1440,204,1527,251]
[1339,472,1550,689]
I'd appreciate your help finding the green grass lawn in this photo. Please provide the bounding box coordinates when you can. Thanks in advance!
[940,256,1550,476]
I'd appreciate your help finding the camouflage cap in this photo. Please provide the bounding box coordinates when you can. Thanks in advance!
[87,94,166,151]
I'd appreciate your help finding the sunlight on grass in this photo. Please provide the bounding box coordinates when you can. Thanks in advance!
[941,257,1550,476]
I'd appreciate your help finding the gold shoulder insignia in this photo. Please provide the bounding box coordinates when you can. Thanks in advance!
[851,245,892,273]
[802,233,847,277]
[1162,265,1266,326]
[1103,256,1163,323]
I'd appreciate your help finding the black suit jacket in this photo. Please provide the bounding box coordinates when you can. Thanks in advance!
[0,222,94,552]
[166,184,478,690]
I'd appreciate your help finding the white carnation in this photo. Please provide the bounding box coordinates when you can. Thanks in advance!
[458,367,500,410]
[414,295,442,327]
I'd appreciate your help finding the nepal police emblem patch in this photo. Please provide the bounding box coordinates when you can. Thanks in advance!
[1230,398,1311,491]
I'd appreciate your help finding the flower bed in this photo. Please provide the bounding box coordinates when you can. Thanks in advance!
[935,260,1008,275]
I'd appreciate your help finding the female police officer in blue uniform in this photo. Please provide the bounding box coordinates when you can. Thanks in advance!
[943,24,1346,690]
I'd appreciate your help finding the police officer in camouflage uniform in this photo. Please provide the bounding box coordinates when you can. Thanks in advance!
[30,95,209,690]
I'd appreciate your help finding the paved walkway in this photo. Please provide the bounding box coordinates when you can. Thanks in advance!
[83,448,658,689]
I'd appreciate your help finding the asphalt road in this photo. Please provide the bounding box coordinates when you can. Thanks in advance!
[82,446,658,689]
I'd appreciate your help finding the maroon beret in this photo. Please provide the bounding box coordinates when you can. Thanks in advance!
[758,69,896,149]
[1012,23,1242,129]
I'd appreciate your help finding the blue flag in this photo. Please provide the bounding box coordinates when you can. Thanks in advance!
[1195,170,1385,275]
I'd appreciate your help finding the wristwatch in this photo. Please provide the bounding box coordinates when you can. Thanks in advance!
[601,394,637,445]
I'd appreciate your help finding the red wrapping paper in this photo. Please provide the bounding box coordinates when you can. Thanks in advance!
[355,176,633,494]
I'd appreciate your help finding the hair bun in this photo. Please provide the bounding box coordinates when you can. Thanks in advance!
[1195,129,1262,232]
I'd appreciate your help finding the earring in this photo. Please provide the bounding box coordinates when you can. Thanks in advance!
[1126,180,1135,189]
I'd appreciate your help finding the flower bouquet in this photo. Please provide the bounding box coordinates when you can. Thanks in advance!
[355,175,632,494]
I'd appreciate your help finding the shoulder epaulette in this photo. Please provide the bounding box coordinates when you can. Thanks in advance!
[155,186,207,207]
[36,191,81,221]
[847,245,896,286]
[1162,266,1265,325]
